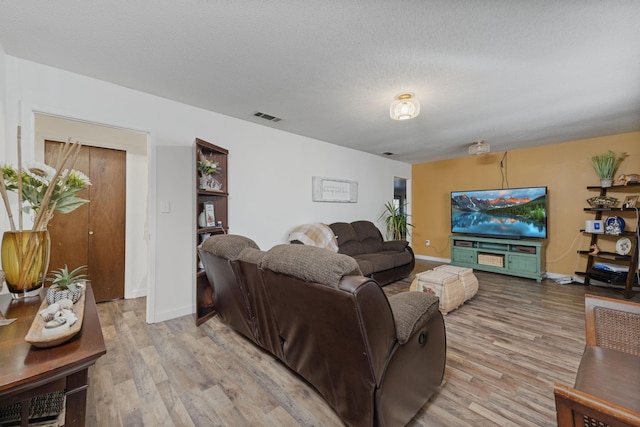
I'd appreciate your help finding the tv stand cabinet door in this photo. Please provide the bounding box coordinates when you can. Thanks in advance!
[452,247,476,265]
[507,253,540,277]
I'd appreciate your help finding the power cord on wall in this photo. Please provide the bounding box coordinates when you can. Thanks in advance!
[546,230,585,264]
[425,239,451,257]
[499,151,509,189]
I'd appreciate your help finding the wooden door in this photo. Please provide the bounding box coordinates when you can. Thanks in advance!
[46,141,126,302]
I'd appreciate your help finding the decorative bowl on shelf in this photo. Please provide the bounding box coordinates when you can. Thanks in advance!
[587,196,618,208]
[605,216,626,235]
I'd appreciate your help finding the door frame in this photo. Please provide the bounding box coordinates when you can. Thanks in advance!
[23,106,155,321]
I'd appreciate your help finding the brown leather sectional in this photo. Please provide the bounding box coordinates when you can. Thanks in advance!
[198,234,446,426]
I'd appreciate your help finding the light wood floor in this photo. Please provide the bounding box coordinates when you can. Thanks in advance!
[86,262,637,426]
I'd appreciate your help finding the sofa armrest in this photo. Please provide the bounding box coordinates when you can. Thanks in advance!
[382,240,409,252]
[388,291,440,345]
[554,382,640,426]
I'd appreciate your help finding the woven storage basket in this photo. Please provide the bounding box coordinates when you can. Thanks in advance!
[478,253,504,267]
[415,270,465,314]
[409,277,418,292]
[434,265,479,301]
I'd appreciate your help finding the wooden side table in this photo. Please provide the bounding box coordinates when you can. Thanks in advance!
[0,284,106,426]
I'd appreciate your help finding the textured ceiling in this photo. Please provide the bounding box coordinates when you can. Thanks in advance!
[0,1,639,163]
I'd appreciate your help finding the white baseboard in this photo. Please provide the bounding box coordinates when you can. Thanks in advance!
[154,305,193,323]
[125,288,148,299]
[414,254,451,263]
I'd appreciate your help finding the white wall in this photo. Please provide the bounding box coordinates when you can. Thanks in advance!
[0,45,6,235]
[2,55,411,322]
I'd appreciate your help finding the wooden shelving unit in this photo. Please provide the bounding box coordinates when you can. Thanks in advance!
[576,183,639,299]
[194,138,228,326]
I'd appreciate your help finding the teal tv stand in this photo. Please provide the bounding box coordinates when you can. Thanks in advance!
[449,235,546,282]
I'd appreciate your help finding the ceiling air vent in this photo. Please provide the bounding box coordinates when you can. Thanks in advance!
[381,152,395,156]
[468,140,490,155]
[254,112,282,122]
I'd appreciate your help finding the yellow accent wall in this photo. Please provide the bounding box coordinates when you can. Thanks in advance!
[411,131,640,277]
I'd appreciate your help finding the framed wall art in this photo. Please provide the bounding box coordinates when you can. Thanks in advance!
[312,177,358,203]
[204,202,216,226]
[623,195,638,209]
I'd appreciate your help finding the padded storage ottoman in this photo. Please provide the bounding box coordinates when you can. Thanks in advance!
[434,264,479,301]
[414,270,465,314]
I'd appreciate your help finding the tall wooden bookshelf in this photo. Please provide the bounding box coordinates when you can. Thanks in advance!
[194,138,228,325]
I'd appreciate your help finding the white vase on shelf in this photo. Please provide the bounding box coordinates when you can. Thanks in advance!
[198,211,207,228]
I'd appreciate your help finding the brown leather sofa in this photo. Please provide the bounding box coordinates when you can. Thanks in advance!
[328,220,415,286]
[199,234,446,426]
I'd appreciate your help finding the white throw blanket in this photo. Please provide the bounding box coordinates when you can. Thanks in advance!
[288,223,339,252]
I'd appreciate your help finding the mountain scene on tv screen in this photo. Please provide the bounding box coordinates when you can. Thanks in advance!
[451,188,547,238]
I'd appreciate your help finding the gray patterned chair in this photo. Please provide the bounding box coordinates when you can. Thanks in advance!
[553,294,640,427]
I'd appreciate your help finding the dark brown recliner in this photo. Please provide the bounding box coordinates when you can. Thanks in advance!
[199,234,446,426]
[198,234,260,344]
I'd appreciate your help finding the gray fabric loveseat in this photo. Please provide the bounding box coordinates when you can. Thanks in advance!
[328,220,415,286]
[198,234,446,427]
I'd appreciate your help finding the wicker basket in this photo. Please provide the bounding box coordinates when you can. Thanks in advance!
[415,270,465,314]
[434,265,479,301]
[0,391,65,425]
[478,253,504,267]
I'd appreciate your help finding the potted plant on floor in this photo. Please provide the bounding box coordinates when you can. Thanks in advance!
[46,265,88,304]
[379,201,413,240]
[591,150,628,187]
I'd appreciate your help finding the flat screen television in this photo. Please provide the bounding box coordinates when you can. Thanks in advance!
[451,186,547,239]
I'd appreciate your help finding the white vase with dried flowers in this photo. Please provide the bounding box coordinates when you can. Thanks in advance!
[0,128,91,298]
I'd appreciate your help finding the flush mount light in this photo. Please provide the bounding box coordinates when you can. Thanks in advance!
[468,140,491,155]
[390,93,420,120]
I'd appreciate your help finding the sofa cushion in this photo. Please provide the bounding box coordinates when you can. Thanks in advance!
[329,222,365,256]
[354,253,395,272]
[352,220,383,253]
[574,346,640,412]
[355,259,374,276]
[388,291,440,345]
[201,234,260,260]
[262,244,361,288]
[381,250,414,267]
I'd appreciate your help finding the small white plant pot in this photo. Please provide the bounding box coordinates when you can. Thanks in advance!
[600,178,613,188]
[46,284,83,304]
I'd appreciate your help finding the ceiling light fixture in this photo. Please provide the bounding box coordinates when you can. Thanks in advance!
[390,93,420,120]
[468,140,490,155]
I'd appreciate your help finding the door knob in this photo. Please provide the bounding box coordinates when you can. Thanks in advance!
[89,231,94,235]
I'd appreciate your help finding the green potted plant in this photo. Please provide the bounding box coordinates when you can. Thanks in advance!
[45,265,88,304]
[591,150,628,187]
[379,201,413,240]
